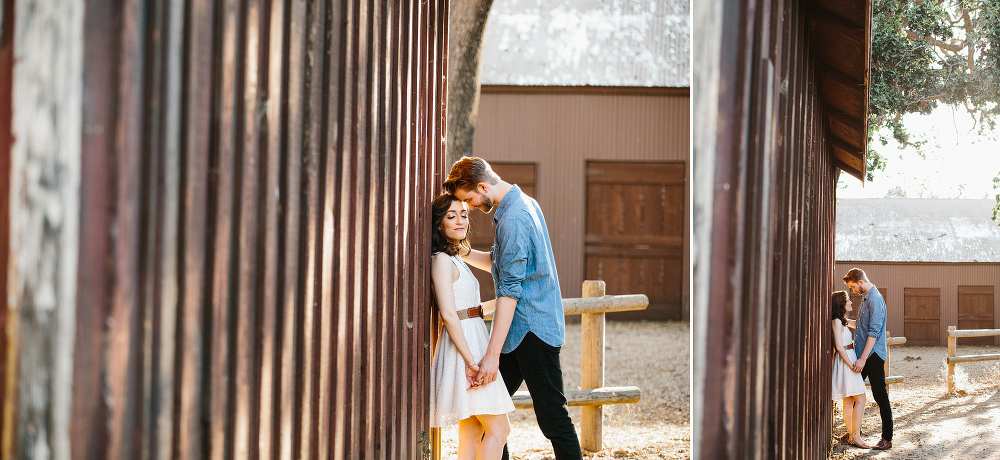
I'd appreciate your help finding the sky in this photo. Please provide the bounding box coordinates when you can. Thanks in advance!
[837,105,1000,200]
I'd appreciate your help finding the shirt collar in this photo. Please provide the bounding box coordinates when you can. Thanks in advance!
[493,184,522,225]
[863,285,877,301]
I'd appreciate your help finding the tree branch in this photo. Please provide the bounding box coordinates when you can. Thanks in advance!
[906,30,967,53]
[907,93,949,105]
[962,8,975,68]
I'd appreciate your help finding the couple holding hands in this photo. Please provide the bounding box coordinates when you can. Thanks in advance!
[831,268,894,451]
[428,157,582,460]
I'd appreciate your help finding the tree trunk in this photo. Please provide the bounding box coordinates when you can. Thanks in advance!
[446,0,494,168]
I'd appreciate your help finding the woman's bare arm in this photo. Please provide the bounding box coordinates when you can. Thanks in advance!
[831,319,854,367]
[431,254,477,367]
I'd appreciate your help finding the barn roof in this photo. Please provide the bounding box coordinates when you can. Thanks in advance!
[835,199,1000,263]
[479,0,690,87]
[809,0,870,183]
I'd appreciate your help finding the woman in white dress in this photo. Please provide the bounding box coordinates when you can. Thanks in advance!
[429,193,514,460]
[831,290,871,448]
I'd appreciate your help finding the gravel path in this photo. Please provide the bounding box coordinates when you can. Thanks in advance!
[829,344,1000,459]
[438,321,691,460]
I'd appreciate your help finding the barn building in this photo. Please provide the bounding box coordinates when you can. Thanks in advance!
[468,0,691,321]
[834,198,1000,346]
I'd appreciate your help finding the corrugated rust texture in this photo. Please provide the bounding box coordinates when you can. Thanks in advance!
[71,0,447,459]
[0,0,14,442]
[694,0,864,458]
[833,262,1000,346]
[473,86,690,319]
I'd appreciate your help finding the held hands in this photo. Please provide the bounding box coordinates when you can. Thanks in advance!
[852,357,866,373]
[465,362,480,390]
[474,353,500,388]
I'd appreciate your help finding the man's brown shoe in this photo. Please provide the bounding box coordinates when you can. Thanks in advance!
[871,438,892,450]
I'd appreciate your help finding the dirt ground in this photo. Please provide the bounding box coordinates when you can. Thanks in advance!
[438,321,691,460]
[829,344,1000,459]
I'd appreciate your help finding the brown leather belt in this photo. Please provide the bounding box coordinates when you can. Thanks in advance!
[456,305,484,320]
[844,343,853,350]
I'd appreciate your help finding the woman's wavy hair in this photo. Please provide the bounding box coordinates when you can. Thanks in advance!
[431,193,471,256]
[831,290,849,326]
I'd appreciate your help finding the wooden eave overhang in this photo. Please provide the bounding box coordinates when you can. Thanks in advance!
[810,0,871,182]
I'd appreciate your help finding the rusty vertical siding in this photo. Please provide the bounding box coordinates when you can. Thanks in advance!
[693,0,862,458]
[69,0,447,458]
[0,0,13,444]
[833,262,1000,346]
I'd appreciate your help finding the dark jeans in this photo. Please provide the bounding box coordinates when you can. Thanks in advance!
[499,332,582,460]
[861,353,893,441]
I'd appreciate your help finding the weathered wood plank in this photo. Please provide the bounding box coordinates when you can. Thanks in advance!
[947,329,1000,338]
[563,295,649,315]
[886,337,906,346]
[512,387,642,410]
[947,354,1000,365]
[867,376,905,386]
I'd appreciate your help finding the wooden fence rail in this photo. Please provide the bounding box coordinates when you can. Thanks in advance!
[431,281,648,458]
[946,326,1000,393]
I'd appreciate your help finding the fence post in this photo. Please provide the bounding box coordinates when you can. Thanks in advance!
[884,331,891,377]
[947,326,956,393]
[581,280,606,452]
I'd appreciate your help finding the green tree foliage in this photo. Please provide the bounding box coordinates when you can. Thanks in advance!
[870,0,1000,223]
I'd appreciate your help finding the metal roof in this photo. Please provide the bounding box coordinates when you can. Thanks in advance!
[835,199,1000,263]
[480,0,690,87]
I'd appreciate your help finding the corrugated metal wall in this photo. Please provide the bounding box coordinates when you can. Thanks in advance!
[473,86,690,316]
[71,0,447,458]
[833,262,1000,345]
[0,0,13,441]
[694,0,840,458]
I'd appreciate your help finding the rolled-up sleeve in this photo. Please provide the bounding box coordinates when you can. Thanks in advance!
[495,217,527,301]
[867,296,886,338]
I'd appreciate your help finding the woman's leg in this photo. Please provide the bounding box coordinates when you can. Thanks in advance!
[474,413,511,460]
[851,393,870,448]
[841,398,853,438]
[458,417,484,460]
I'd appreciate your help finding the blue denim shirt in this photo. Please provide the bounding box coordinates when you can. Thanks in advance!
[491,185,565,353]
[854,286,888,361]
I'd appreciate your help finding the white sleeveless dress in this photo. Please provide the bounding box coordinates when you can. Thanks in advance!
[430,255,515,427]
[832,324,866,400]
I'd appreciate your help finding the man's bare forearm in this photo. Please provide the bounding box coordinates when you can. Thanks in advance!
[462,248,492,272]
[860,336,877,361]
[485,296,517,357]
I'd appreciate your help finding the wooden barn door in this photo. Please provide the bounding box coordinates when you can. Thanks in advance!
[958,286,995,346]
[467,163,536,300]
[585,161,685,320]
[904,288,941,345]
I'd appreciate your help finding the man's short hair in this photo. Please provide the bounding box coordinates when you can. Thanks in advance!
[842,268,867,284]
[443,157,500,194]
